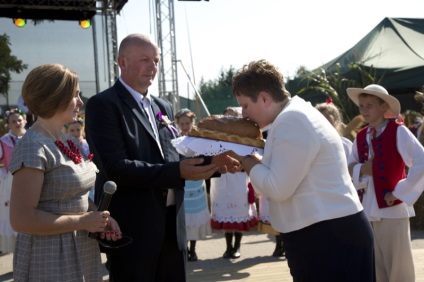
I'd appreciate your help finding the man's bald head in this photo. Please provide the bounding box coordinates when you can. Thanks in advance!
[118,34,159,57]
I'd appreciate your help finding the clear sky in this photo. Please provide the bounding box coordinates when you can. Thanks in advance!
[116,0,423,89]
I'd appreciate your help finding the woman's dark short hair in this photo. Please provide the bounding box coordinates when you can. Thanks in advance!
[232,59,290,103]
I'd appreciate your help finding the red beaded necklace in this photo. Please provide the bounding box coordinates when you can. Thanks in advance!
[38,121,83,164]
[54,139,82,164]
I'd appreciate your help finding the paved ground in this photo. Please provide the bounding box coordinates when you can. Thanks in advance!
[1,230,424,281]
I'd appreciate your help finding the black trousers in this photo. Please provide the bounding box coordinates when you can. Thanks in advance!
[280,211,374,282]
[108,205,187,282]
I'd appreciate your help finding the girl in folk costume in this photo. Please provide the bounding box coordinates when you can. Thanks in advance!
[347,84,424,282]
[174,108,212,261]
[210,107,258,259]
[65,116,94,200]
[257,191,285,257]
[404,110,424,145]
[0,108,26,253]
[315,99,353,160]
[65,116,90,157]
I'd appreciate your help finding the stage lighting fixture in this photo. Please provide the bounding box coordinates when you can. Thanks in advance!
[79,19,91,29]
[13,18,26,28]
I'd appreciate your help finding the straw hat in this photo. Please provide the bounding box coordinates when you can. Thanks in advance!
[346,84,400,119]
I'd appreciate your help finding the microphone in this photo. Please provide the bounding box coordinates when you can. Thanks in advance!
[97,181,117,212]
[88,181,117,239]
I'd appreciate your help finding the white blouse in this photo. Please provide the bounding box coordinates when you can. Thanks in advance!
[250,96,362,233]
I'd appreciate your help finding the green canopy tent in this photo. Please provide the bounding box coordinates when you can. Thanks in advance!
[287,17,424,111]
[323,18,424,90]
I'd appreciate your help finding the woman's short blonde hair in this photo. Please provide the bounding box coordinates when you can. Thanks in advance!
[22,64,79,119]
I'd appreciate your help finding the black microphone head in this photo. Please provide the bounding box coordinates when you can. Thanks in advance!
[103,181,117,195]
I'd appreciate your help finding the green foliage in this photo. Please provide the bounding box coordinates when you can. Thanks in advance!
[197,62,384,121]
[296,63,383,122]
[294,65,308,78]
[0,33,28,98]
[198,66,238,115]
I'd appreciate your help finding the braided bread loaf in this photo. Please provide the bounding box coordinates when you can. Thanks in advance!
[188,115,265,148]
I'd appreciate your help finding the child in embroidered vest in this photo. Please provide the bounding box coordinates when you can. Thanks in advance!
[347,84,424,282]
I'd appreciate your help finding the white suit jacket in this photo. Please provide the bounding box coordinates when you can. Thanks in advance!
[250,96,362,233]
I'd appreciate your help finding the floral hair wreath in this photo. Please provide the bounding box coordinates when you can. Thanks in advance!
[64,115,84,129]
[174,108,196,122]
[3,108,26,124]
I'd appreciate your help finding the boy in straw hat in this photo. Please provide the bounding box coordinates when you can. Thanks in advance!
[347,84,424,282]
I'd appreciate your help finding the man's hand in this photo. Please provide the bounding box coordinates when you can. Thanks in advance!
[360,155,374,176]
[180,158,218,180]
[225,150,242,161]
[384,192,398,206]
[212,152,241,174]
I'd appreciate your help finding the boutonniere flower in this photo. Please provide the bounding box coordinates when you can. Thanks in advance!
[157,112,172,125]
[157,111,179,139]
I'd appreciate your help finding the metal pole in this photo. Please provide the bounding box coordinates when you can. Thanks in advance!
[175,60,210,116]
[92,16,100,94]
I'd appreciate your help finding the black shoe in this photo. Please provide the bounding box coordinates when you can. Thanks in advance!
[231,248,241,259]
[189,250,198,261]
[223,249,232,259]
[272,247,285,257]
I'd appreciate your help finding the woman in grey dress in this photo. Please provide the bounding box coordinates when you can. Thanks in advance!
[9,64,122,282]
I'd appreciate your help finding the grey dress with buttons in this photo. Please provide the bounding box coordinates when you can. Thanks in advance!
[9,128,102,282]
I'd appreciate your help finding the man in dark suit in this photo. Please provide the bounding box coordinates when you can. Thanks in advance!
[85,34,238,282]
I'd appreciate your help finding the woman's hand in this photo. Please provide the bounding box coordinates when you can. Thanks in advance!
[237,152,262,176]
[100,215,123,241]
[81,211,122,241]
[80,211,112,233]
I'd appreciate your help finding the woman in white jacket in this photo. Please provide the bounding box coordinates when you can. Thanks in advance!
[229,60,374,282]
